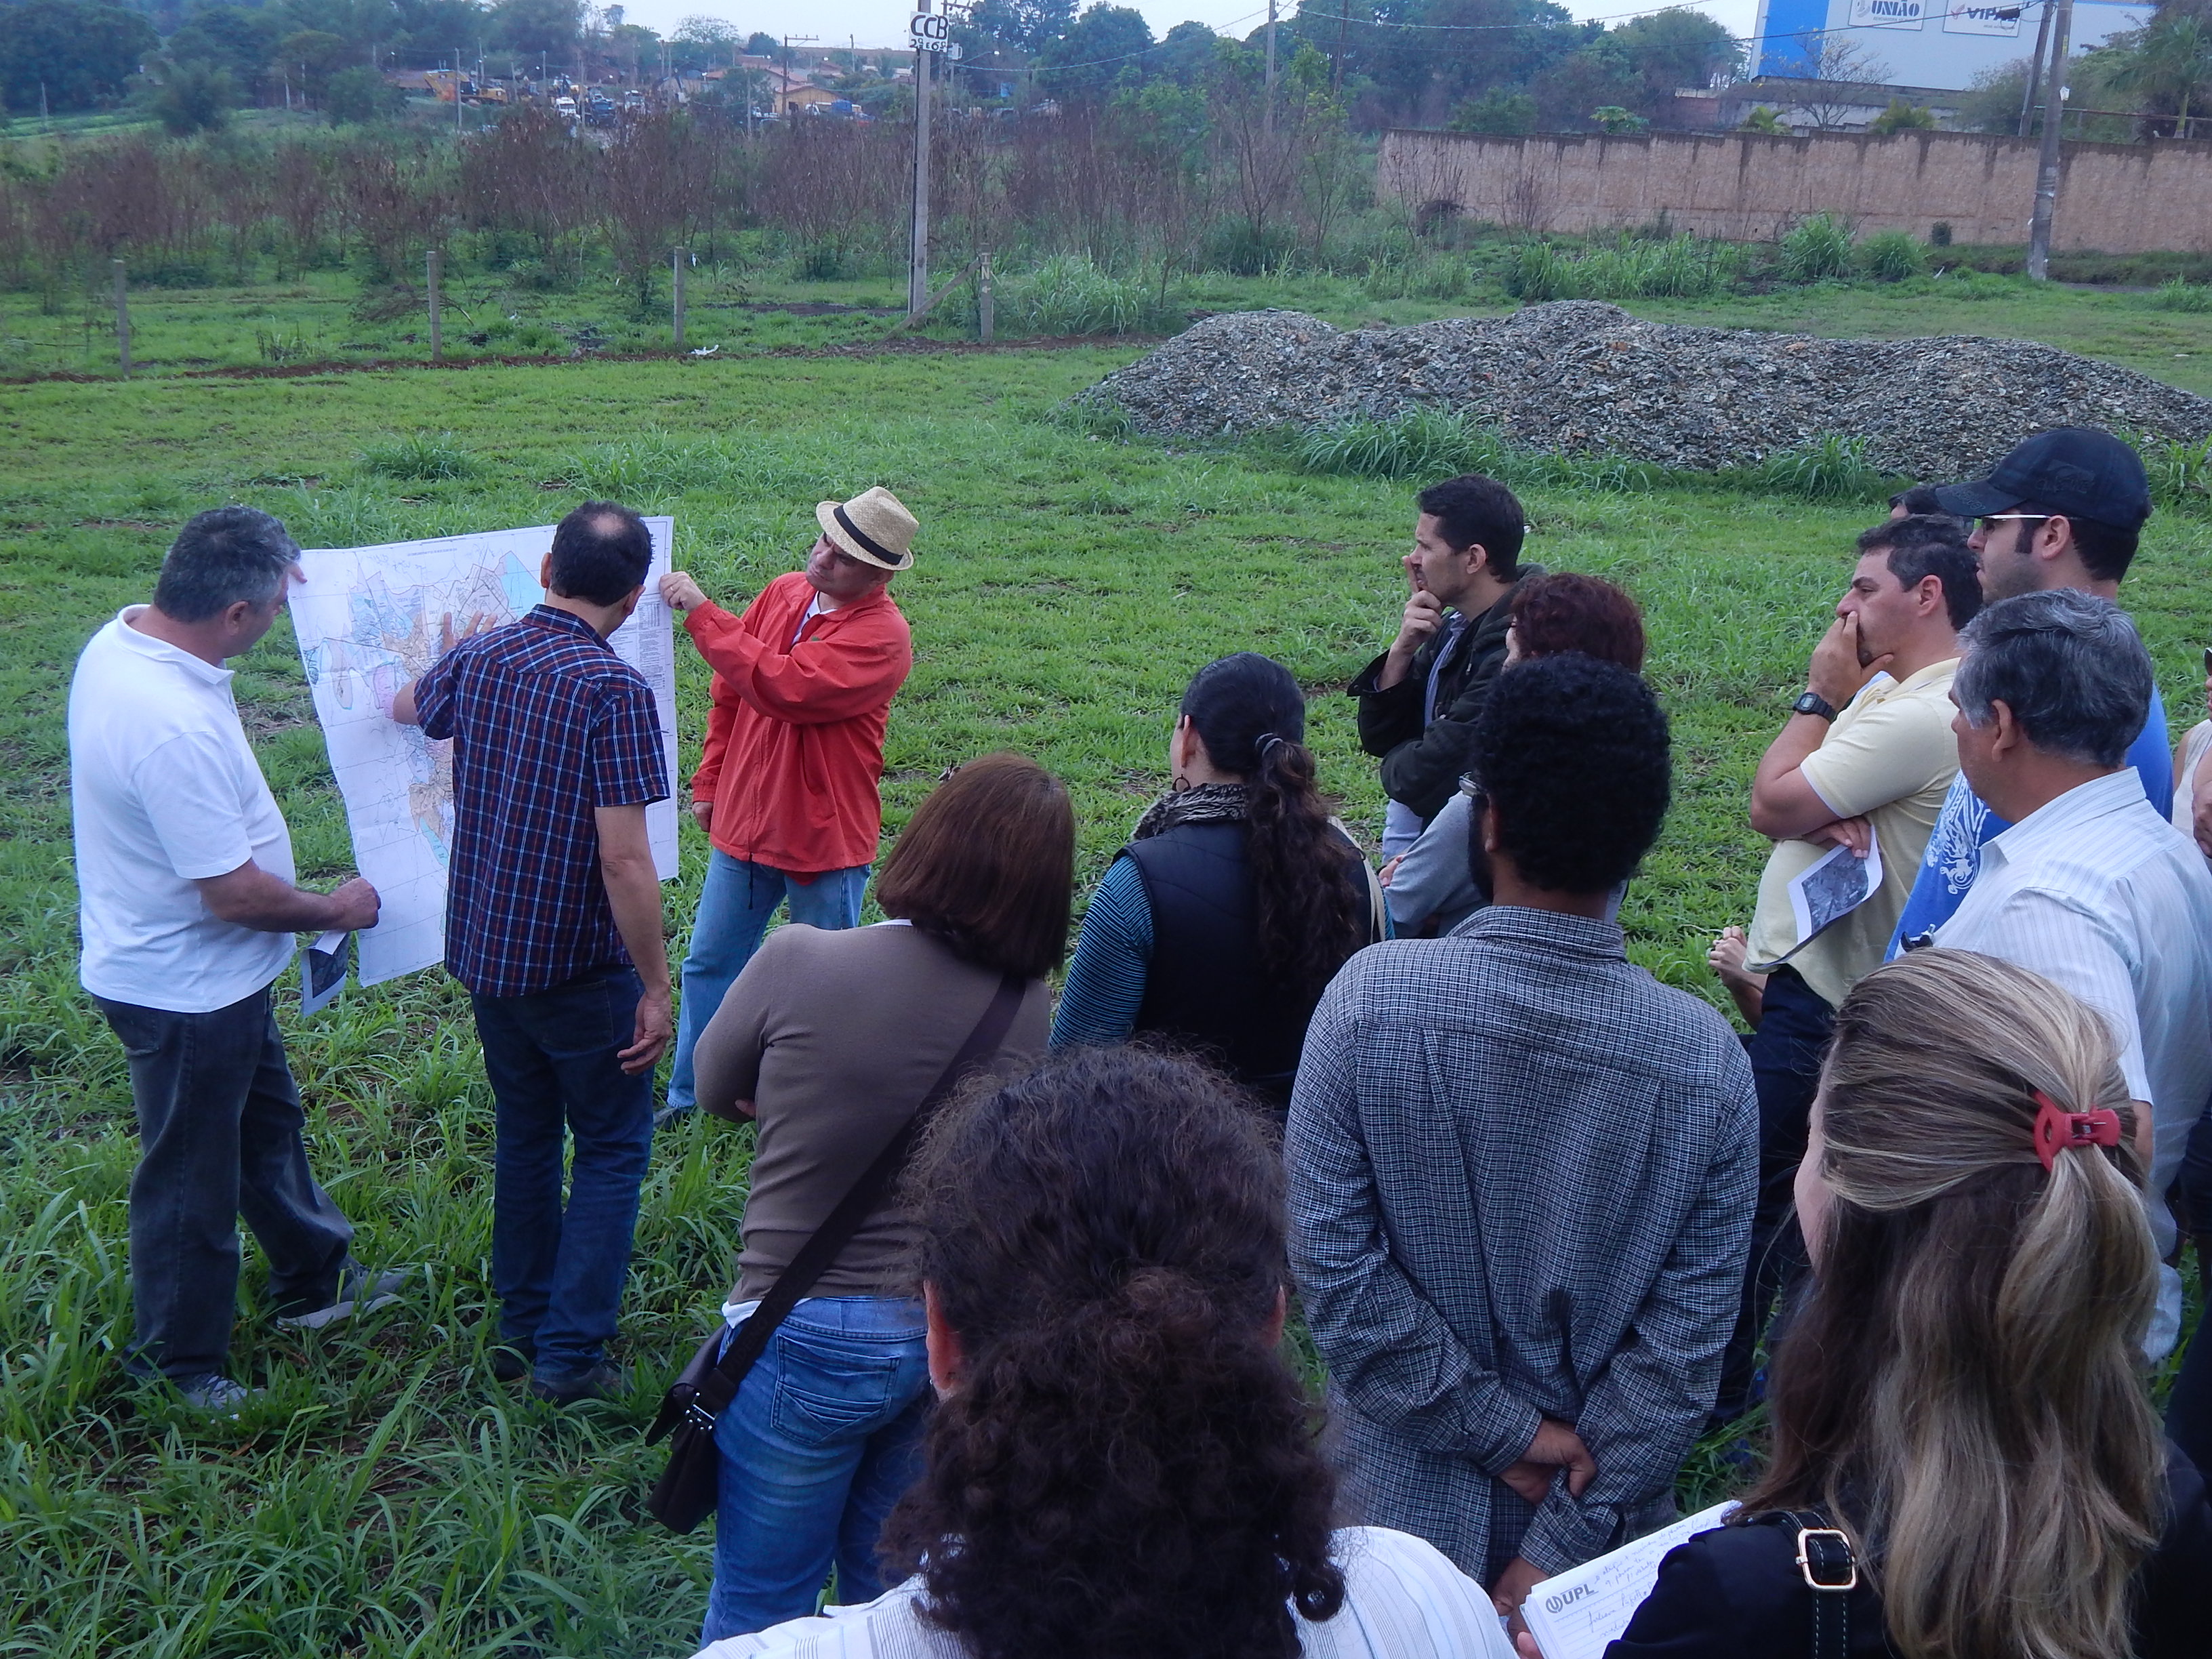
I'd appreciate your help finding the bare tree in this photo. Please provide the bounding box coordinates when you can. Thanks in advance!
[1795,33,1895,130]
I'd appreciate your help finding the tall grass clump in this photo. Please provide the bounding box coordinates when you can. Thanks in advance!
[1502,241,1580,302]
[1578,234,1741,299]
[1294,405,1508,480]
[1779,213,1855,283]
[2139,433,2212,504]
[562,430,747,499]
[1856,229,1928,283]
[1744,434,1892,501]
[2147,276,2212,312]
[358,432,478,481]
[990,255,1185,337]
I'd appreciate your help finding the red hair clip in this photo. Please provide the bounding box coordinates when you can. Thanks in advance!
[2033,1091,2123,1173]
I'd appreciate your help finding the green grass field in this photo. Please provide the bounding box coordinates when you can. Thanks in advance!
[3,340,2207,1655]
[19,260,2212,398]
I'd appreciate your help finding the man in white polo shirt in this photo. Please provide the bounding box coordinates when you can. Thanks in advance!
[1936,589,2212,1359]
[70,507,393,1413]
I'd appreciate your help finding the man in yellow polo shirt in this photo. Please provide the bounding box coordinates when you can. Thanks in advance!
[1718,512,1981,1420]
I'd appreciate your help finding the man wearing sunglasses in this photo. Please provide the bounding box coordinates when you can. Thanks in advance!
[1887,427,2173,955]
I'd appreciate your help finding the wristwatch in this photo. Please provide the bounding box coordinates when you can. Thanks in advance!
[1791,690,1838,721]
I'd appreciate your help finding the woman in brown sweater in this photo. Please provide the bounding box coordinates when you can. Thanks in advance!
[687,752,1074,1645]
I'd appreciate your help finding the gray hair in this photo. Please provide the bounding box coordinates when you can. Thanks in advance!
[152,507,302,623]
[1952,590,2151,769]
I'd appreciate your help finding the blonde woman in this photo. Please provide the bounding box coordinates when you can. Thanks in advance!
[1603,949,2211,1659]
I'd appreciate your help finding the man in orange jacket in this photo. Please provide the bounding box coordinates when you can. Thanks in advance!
[656,487,917,1115]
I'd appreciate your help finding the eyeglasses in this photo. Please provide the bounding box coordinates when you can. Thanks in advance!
[1978,514,2049,531]
[2203,646,2212,676]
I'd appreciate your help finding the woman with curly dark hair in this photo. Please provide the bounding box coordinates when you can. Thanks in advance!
[689,1045,1509,1659]
[1050,655,1383,1109]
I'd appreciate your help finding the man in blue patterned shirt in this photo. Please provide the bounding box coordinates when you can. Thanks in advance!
[393,501,671,1405]
[1288,655,1756,1631]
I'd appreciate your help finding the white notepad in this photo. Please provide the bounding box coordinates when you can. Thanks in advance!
[1521,1500,1738,1659]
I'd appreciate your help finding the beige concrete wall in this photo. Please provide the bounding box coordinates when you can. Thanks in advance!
[1376,129,2212,254]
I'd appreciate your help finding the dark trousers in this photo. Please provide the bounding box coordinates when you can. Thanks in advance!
[1714,966,1835,1422]
[470,966,653,1385]
[2165,1101,2212,1471]
[94,984,354,1383]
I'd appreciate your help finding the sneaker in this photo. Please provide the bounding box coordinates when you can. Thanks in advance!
[175,1374,262,1416]
[275,1265,411,1332]
[653,1101,695,1128]
[529,1361,623,1406]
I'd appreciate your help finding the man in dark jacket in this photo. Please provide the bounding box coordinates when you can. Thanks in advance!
[1349,472,1535,857]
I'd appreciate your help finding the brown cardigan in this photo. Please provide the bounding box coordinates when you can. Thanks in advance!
[693,921,1050,1302]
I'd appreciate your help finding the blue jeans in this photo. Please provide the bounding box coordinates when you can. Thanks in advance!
[470,966,654,1385]
[667,854,869,1111]
[701,1294,931,1643]
[94,985,356,1382]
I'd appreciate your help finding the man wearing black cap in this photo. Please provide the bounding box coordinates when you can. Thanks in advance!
[1887,428,2174,951]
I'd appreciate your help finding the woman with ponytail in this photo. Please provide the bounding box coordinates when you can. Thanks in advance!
[1052,653,1382,1108]
[1603,948,2212,1659]
[691,1045,1512,1659]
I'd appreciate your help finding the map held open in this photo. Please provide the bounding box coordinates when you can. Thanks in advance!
[292,520,680,987]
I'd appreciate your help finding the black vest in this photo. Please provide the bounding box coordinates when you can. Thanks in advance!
[1123,821,1368,1108]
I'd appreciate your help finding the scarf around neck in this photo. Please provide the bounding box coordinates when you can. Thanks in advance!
[1132,781,1250,841]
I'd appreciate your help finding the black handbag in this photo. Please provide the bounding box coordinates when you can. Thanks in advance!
[644,971,1025,1534]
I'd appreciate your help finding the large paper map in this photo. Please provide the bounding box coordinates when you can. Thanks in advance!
[292,519,680,986]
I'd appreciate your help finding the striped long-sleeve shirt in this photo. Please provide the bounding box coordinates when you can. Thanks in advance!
[1935,766,2212,1359]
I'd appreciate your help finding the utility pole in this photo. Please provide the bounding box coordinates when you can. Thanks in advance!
[2026,0,2073,280]
[909,10,933,318]
[2018,0,2053,137]
[1264,0,1277,136]
[781,33,817,118]
[456,49,466,132]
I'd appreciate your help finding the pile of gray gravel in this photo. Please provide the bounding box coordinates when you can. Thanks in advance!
[1075,302,2212,478]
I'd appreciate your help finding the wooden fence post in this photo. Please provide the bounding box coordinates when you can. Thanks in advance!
[978,251,994,344]
[112,259,130,377]
[427,249,443,362]
[672,247,687,350]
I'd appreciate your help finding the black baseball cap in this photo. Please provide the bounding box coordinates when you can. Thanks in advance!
[1932,428,2152,531]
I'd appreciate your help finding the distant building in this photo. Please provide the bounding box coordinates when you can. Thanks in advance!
[1750,0,2152,90]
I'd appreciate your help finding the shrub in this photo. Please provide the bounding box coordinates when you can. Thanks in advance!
[1869,98,1937,134]
[1857,229,1927,283]
[325,66,403,126]
[1295,406,1507,480]
[1739,106,1785,133]
[359,432,478,481]
[1204,219,1297,276]
[142,60,237,135]
[1779,213,1853,283]
[1745,434,1891,501]
[1448,89,1536,135]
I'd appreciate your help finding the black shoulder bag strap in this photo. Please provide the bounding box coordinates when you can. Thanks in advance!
[1749,1509,1860,1659]
[649,970,1025,1450]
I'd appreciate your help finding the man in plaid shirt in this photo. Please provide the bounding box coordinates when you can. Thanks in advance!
[1288,655,1756,1632]
[393,501,671,1406]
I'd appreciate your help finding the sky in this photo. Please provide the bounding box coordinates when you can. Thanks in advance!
[611,0,1763,59]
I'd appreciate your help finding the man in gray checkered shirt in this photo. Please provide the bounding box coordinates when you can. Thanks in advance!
[1288,654,1757,1626]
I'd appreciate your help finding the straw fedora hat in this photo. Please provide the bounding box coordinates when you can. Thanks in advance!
[816,487,917,572]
